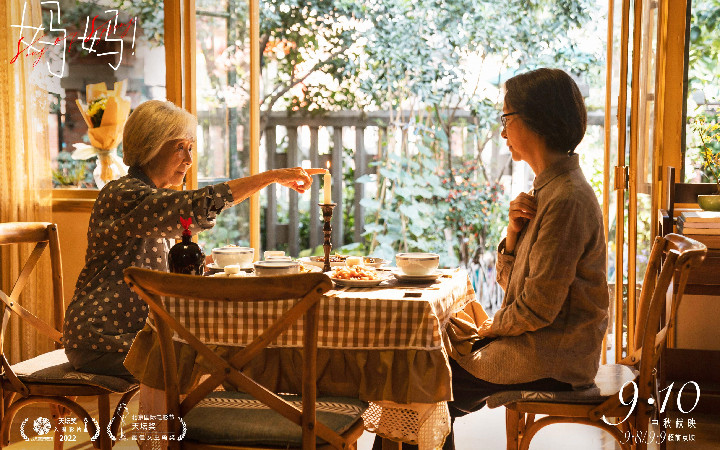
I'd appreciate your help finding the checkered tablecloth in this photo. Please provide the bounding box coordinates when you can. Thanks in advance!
[163,269,476,351]
[150,269,478,450]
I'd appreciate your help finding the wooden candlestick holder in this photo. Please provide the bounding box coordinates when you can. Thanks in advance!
[319,203,336,272]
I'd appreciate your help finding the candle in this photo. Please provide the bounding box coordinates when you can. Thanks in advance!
[323,167,332,204]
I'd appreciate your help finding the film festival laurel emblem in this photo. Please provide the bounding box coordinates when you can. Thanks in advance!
[18,404,186,444]
[108,403,188,443]
[20,416,100,443]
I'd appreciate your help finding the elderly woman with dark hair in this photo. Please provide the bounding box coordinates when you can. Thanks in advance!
[436,68,609,449]
[63,100,324,378]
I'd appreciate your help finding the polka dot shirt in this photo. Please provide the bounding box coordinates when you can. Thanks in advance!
[62,166,234,354]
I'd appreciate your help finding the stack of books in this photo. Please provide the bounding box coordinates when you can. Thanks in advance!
[677,211,720,249]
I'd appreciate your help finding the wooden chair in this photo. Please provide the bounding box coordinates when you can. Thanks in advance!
[0,222,139,449]
[485,233,707,450]
[123,267,367,449]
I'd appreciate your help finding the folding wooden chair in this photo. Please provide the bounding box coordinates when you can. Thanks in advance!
[485,233,707,450]
[123,268,367,449]
[0,222,139,449]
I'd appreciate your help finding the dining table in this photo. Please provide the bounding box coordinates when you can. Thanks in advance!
[125,267,487,450]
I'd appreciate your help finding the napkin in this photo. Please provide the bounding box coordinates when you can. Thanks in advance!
[444,302,489,357]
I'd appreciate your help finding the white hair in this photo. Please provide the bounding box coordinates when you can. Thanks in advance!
[122,100,196,167]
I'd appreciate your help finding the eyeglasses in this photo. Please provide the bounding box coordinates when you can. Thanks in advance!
[501,112,519,129]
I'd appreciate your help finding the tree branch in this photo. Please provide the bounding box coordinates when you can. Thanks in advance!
[260,44,349,112]
[259,34,270,68]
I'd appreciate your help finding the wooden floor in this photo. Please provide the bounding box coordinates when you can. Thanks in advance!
[6,396,720,449]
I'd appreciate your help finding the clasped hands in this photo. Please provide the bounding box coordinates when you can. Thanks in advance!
[505,191,537,254]
[508,191,537,234]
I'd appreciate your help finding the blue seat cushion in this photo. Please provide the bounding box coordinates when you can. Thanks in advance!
[486,364,638,408]
[183,391,367,447]
[9,349,138,393]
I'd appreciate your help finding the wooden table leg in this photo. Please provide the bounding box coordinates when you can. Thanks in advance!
[97,394,112,450]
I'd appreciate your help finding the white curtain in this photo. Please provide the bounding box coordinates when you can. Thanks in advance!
[0,0,54,363]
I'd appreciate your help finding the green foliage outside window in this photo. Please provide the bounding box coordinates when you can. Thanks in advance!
[442,159,506,265]
[105,0,604,270]
[359,138,453,265]
[686,0,720,184]
[688,0,720,91]
[52,151,93,188]
[689,111,720,193]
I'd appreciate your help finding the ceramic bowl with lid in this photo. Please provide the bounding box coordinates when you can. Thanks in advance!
[395,253,440,276]
[212,246,254,268]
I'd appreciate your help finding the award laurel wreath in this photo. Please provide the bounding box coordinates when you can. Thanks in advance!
[106,403,187,441]
[17,405,185,442]
[20,417,52,441]
[178,418,187,441]
[107,402,128,441]
[19,419,29,441]
[84,417,101,441]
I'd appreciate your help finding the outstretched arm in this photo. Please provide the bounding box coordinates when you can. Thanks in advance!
[226,167,326,205]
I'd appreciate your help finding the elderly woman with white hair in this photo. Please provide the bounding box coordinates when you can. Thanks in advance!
[62,100,323,377]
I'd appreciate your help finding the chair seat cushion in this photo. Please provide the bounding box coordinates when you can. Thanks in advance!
[486,364,638,408]
[183,391,367,447]
[8,349,138,393]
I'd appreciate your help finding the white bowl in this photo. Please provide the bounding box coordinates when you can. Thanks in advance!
[266,255,292,261]
[395,252,440,276]
[212,246,254,268]
[253,260,300,277]
[264,250,286,259]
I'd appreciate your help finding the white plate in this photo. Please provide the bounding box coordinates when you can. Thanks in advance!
[392,270,442,282]
[209,272,248,278]
[363,257,390,268]
[329,276,389,287]
[298,256,346,268]
[299,256,390,269]
[299,264,323,273]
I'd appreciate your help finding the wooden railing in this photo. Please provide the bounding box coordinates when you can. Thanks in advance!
[197,109,605,257]
[263,110,489,256]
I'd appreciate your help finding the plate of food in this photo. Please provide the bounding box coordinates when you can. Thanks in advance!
[300,254,390,269]
[299,254,348,268]
[329,266,389,287]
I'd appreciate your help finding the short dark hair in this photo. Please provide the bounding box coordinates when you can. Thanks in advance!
[504,68,587,154]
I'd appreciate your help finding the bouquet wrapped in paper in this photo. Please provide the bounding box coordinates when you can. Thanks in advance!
[73,80,131,188]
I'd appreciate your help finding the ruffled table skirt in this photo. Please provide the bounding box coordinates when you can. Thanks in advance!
[124,270,482,449]
[125,328,454,448]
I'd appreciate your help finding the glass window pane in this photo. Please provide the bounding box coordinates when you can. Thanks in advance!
[45,1,167,189]
[684,0,720,184]
[195,1,252,250]
[635,1,658,287]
